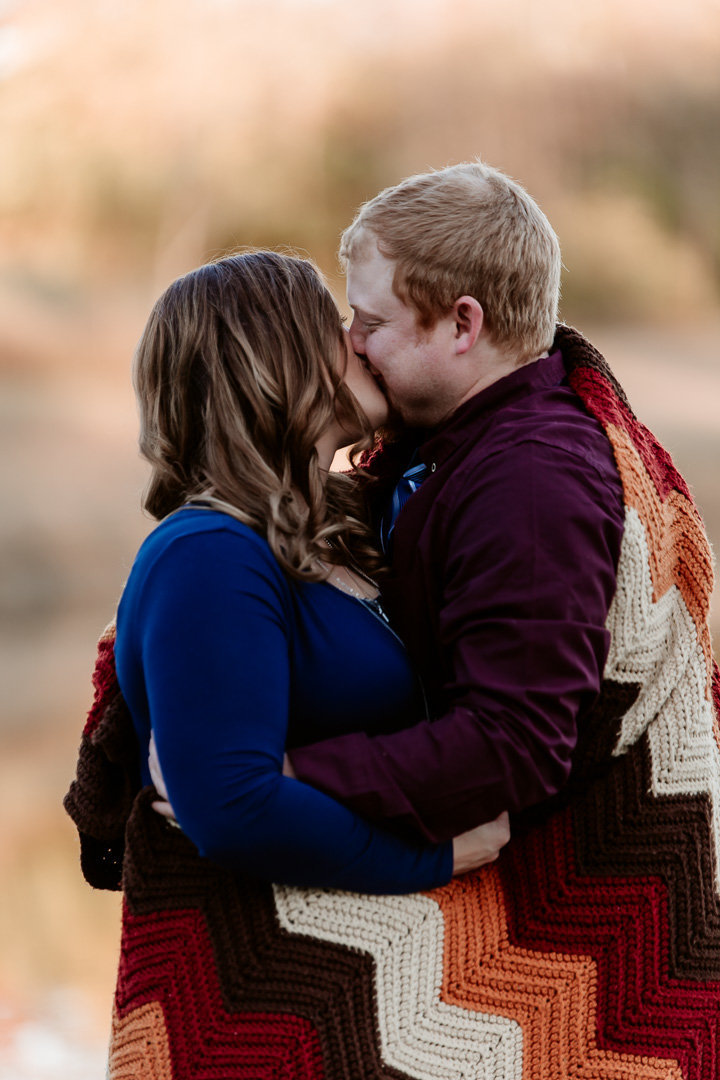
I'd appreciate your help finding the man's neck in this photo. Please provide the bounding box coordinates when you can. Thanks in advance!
[447,347,550,424]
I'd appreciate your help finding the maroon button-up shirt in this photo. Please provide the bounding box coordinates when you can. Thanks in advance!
[290,352,625,843]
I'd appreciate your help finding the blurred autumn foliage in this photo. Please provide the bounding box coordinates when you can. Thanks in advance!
[2,0,720,326]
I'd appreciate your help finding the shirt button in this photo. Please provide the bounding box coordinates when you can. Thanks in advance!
[430,462,437,472]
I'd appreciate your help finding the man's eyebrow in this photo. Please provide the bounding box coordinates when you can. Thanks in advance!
[351,305,383,321]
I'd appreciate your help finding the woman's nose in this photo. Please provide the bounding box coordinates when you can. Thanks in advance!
[348,318,366,355]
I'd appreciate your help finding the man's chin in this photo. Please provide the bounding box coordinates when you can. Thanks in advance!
[375,401,408,438]
[384,398,405,425]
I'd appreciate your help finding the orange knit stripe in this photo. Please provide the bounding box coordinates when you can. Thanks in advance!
[109,1000,173,1080]
[608,424,715,691]
[431,867,684,1080]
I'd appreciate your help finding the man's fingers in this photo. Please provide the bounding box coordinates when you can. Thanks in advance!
[148,731,170,799]
[151,799,175,819]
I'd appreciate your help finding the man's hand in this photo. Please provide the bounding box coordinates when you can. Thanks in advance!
[148,732,178,822]
[452,811,510,875]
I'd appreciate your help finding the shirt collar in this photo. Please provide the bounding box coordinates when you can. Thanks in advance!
[418,350,565,470]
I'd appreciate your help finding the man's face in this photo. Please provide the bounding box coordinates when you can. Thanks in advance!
[346,238,458,428]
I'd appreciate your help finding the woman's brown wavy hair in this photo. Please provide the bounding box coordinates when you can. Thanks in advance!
[133,250,383,581]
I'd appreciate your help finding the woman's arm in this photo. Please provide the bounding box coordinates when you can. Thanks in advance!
[124,524,455,894]
[154,740,509,876]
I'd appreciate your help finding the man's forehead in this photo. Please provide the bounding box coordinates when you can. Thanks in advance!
[346,244,398,312]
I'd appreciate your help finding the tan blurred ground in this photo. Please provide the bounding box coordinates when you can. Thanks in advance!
[1,0,719,1072]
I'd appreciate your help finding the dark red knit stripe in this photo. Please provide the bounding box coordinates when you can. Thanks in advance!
[501,771,720,1079]
[84,635,119,736]
[569,365,692,503]
[553,325,693,503]
[116,902,325,1079]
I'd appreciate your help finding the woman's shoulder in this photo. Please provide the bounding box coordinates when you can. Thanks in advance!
[128,508,289,599]
[116,509,296,668]
[143,506,269,548]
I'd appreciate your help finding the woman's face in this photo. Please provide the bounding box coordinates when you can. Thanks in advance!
[338,329,390,434]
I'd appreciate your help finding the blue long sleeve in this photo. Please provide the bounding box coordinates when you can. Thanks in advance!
[115,512,452,893]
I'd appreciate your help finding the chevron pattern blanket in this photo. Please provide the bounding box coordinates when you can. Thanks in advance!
[64,326,720,1079]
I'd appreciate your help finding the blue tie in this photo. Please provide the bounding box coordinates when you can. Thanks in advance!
[380,459,428,553]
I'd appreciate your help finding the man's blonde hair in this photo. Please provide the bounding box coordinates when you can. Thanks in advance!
[340,161,561,362]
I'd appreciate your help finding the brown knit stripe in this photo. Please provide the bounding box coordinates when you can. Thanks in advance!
[109,1000,173,1080]
[120,791,418,1080]
[574,735,720,980]
[517,689,720,982]
[554,324,634,415]
[432,866,684,1080]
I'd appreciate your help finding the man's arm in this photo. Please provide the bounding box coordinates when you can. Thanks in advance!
[288,439,625,843]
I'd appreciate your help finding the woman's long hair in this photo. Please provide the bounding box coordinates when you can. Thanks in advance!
[133,250,383,580]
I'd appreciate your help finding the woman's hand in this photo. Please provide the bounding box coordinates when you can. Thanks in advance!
[451,811,510,875]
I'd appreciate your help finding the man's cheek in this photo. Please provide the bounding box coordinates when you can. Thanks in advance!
[365,344,387,376]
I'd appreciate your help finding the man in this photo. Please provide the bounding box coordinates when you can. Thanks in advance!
[284,162,720,1074]
[289,161,625,841]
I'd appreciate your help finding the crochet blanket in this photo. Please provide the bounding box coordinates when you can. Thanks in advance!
[64,325,720,1079]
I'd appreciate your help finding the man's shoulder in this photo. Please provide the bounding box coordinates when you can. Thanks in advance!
[462,382,616,476]
[440,392,623,520]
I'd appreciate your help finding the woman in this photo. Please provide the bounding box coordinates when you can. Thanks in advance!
[65,251,508,1076]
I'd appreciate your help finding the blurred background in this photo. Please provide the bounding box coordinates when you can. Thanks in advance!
[1,0,719,1074]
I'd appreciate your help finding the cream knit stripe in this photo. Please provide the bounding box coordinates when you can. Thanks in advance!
[606,507,720,890]
[273,886,524,1080]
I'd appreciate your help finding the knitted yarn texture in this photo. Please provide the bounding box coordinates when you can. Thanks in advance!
[64,326,720,1079]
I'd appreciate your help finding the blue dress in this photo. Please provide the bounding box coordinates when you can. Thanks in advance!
[114,508,452,893]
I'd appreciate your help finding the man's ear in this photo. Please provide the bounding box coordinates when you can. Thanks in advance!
[452,296,483,355]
